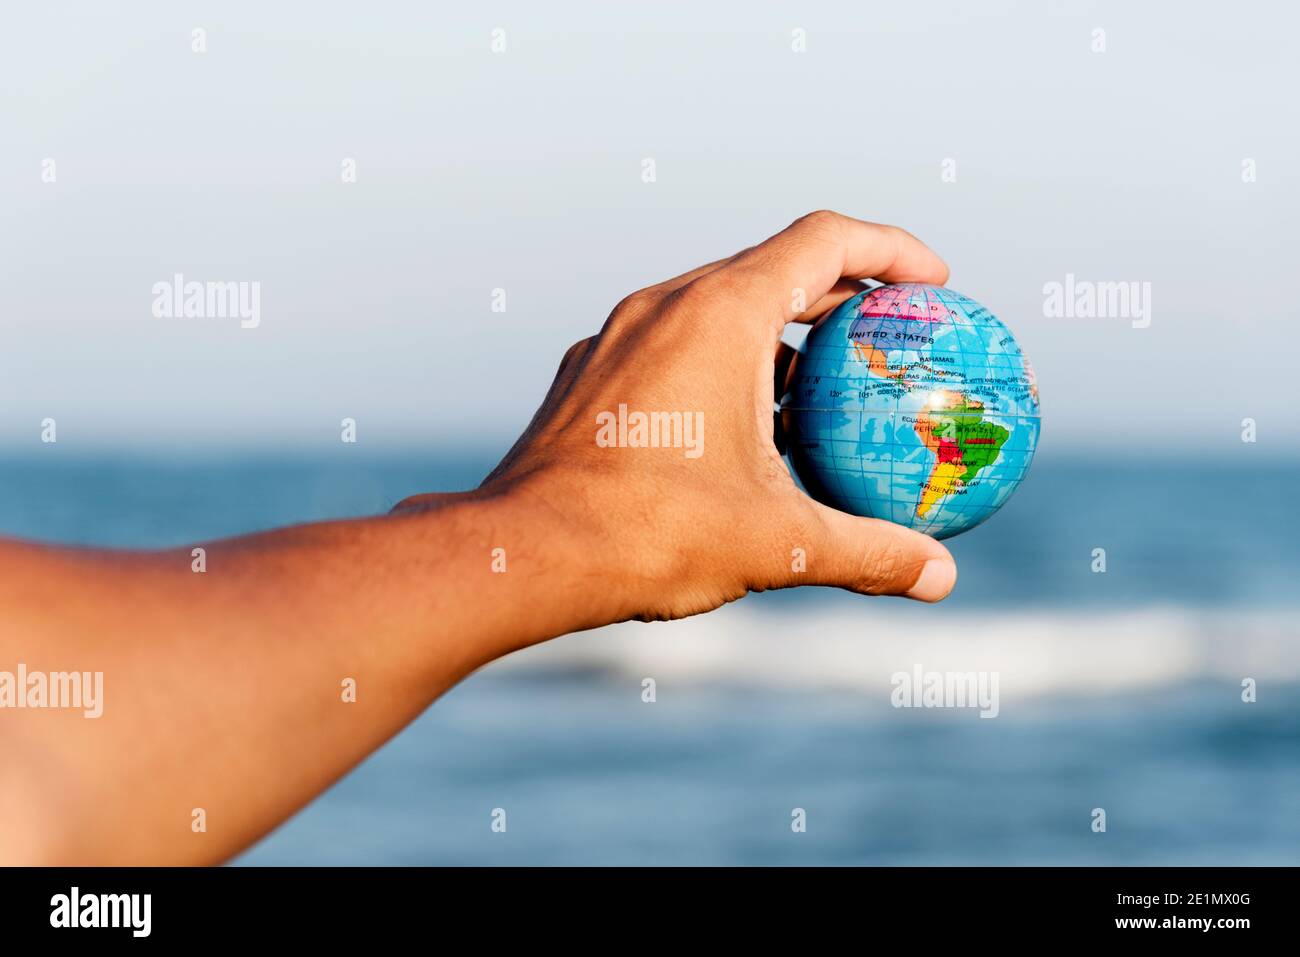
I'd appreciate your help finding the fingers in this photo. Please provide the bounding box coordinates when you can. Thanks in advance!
[696,211,948,326]
[517,336,595,434]
[539,336,595,413]
[773,340,796,402]
[803,502,957,602]
[772,340,795,455]
[771,279,867,454]
[480,336,597,484]
[609,252,751,327]
[792,278,869,324]
[557,336,595,377]
[640,252,747,299]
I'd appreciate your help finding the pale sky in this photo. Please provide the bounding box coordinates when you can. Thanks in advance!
[1,0,1295,454]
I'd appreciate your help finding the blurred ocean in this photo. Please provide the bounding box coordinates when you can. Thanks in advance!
[2,447,1297,865]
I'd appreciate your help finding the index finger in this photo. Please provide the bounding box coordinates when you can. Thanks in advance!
[703,210,949,324]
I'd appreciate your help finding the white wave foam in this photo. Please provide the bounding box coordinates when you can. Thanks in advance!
[493,603,1300,696]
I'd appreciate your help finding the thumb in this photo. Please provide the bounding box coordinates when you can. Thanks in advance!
[805,504,957,602]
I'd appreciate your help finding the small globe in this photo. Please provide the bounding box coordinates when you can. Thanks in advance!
[781,283,1040,540]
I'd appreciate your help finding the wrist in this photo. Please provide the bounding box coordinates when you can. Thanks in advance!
[480,472,631,637]
[390,474,625,663]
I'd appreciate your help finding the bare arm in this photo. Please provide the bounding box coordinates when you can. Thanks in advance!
[0,491,600,864]
[0,211,958,864]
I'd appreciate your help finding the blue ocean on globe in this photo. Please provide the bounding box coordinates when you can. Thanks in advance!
[781,283,1040,539]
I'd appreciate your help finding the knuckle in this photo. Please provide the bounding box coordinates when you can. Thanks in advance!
[556,337,594,374]
[667,272,758,325]
[882,224,917,263]
[602,290,656,337]
[612,289,655,318]
[683,266,748,302]
[884,222,909,248]
[563,336,593,363]
[659,278,716,317]
[670,274,721,308]
[796,209,844,236]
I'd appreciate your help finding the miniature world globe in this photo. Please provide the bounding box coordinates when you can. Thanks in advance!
[780,283,1040,539]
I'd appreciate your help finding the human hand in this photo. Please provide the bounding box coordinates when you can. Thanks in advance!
[0,210,956,868]
[409,211,959,628]
[0,212,958,865]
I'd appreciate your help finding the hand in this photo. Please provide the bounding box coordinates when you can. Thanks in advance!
[0,211,958,865]
[456,211,959,625]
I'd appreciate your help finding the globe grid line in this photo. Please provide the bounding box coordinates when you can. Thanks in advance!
[784,283,1040,539]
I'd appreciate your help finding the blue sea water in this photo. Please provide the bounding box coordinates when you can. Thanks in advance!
[1,448,1296,865]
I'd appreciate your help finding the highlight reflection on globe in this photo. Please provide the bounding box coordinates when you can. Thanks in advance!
[781,283,1041,540]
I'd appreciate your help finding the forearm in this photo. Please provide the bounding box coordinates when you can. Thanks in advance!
[0,211,957,866]
[0,484,599,864]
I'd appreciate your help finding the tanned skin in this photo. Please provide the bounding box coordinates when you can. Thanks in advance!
[0,211,957,864]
